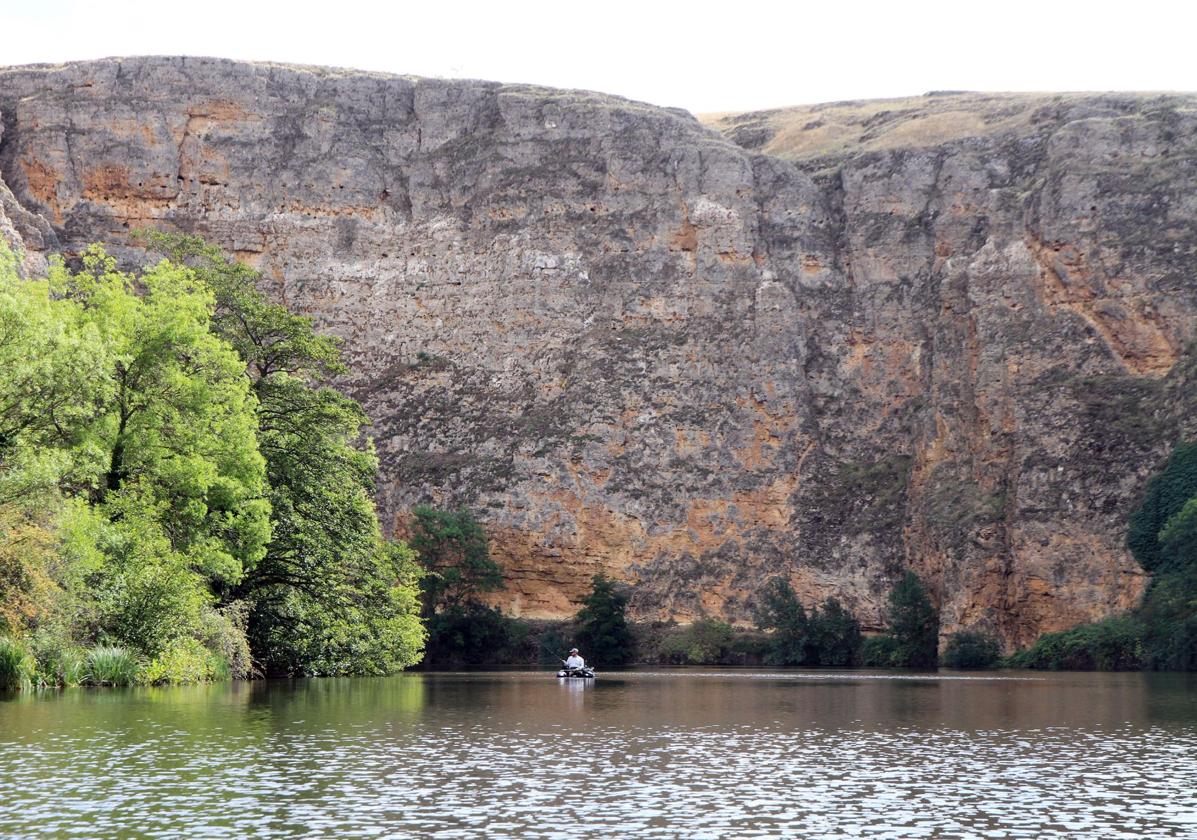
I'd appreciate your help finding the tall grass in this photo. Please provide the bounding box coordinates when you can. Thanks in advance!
[0,637,34,690]
[41,648,87,687]
[28,633,88,687]
[83,646,141,686]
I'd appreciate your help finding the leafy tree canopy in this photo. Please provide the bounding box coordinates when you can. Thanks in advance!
[410,505,504,615]
[885,571,939,668]
[575,574,634,667]
[0,238,425,682]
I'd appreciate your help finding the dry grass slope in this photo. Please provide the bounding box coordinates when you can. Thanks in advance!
[700,90,1197,163]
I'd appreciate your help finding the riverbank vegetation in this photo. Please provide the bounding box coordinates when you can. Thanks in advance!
[0,238,423,688]
[417,547,946,670]
[1008,440,1197,671]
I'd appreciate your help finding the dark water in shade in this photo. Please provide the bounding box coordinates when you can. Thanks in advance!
[1,670,1196,838]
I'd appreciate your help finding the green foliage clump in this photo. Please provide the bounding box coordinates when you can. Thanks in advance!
[883,571,939,668]
[0,235,426,686]
[200,603,253,680]
[941,630,1001,669]
[1005,617,1145,671]
[0,637,34,690]
[83,646,141,686]
[1137,573,1197,671]
[143,637,224,684]
[1127,441,1197,572]
[250,539,424,676]
[423,604,526,666]
[659,619,736,665]
[808,598,863,666]
[28,630,87,687]
[575,574,635,667]
[860,634,901,667]
[410,506,504,614]
[754,578,862,666]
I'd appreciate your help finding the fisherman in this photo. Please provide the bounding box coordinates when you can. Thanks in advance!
[564,648,586,671]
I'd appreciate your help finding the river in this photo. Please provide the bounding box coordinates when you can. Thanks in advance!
[1,669,1195,837]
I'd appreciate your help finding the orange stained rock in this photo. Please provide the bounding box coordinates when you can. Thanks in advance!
[1028,235,1178,377]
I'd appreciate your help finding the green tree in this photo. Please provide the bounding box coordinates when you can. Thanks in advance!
[755,581,863,666]
[60,247,272,589]
[754,577,812,665]
[886,571,939,668]
[575,574,634,667]
[1127,441,1197,572]
[409,506,504,614]
[139,232,425,675]
[808,598,862,666]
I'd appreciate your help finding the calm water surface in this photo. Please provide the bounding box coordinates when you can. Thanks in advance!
[1,669,1196,838]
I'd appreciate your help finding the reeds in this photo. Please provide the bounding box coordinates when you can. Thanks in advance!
[82,646,141,686]
[0,637,34,690]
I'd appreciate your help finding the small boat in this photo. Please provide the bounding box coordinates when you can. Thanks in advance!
[557,666,596,679]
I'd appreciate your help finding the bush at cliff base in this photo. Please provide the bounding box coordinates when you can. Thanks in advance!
[941,631,1001,669]
[1004,617,1146,671]
[754,578,864,666]
[422,604,526,667]
[1010,439,1197,671]
[884,572,939,668]
[575,574,635,667]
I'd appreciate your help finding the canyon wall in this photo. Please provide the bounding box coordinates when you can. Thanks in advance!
[3,57,1195,648]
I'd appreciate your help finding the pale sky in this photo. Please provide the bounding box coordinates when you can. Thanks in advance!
[3,0,1195,114]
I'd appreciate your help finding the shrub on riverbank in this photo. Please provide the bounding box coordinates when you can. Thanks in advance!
[753,578,864,666]
[29,632,87,687]
[143,638,226,685]
[942,631,1001,669]
[575,575,635,668]
[423,604,527,666]
[639,621,769,666]
[658,619,736,665]
[860,634,900,667]
[1005,617,1145,671]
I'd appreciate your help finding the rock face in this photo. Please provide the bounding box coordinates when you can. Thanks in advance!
[2,58,1194,648]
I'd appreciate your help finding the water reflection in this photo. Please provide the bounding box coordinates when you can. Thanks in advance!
[1,670,1194,837]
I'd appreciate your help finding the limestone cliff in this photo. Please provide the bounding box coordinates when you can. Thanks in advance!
[2,57,1194,649]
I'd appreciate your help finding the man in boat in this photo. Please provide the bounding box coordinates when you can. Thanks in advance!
[563,648,586,672]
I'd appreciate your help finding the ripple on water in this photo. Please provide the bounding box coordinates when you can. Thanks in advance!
[0,672,1195,838]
